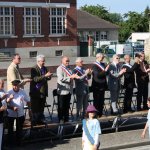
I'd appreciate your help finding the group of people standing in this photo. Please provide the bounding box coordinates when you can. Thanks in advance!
[56,52,150,122]
[0,52,149,149]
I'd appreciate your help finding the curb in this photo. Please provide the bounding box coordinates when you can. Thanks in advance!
[101,140,150,150]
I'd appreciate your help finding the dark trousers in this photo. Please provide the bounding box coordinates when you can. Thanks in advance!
[58,93,71,122]
[31,97,46,123]
[124,87,133,111]
[137,81,148,110]
[8,116,25,145]
[93,89,105,116]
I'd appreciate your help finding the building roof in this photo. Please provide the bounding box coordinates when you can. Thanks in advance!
[77,10,119,30]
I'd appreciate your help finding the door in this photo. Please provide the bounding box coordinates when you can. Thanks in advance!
[80,42,88,57]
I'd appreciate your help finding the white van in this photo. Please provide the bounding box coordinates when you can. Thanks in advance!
[109,44,132,55]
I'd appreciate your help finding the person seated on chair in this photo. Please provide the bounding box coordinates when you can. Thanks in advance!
[6,79,31,146]
[73,57,92,120]
[30,54,52,126]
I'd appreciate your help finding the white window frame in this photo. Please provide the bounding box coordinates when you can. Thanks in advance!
[101,31,108,40]
[0,7,14,36]
[49,7,67,35]
[24,7,41,35]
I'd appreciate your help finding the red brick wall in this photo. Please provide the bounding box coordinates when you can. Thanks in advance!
[0,0,78,48]
[0,0,75,3]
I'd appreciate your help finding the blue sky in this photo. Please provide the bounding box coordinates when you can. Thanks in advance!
[77,0,150,15]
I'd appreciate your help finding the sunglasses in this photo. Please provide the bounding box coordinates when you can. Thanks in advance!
[116,58,120,59]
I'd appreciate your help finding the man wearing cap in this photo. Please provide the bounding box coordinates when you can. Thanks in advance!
[6,79,31,146]
[73,57,92,120]
[30,54,52,126]
[92,53,108,117]
[7,53,31,91]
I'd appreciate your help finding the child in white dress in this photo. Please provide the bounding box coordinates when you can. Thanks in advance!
[82,105,101,150]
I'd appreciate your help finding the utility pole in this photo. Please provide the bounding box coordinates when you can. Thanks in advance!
[148,12,150,32]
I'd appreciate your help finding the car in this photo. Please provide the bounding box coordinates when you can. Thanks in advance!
[133,44,144,52]
[96,48,116,57]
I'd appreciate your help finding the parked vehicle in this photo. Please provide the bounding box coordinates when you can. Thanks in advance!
[108,44,132,56]
[96,48,115,57]
[133,44,144,52]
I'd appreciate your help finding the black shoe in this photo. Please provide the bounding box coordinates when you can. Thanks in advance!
[112,111,118,116]
[127,109,135,113]
[137,108,142,111]
[31,121,37,126]
[143,106,149,110]
[38,119,47,125]
[123,110,128,114]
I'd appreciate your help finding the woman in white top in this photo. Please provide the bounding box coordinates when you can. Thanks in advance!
[141,97,150,138]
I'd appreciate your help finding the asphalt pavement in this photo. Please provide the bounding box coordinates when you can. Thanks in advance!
[6,129,150,150]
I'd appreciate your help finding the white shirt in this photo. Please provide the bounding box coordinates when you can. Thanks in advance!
[147,109,150,137]
[82,119,101,149]
[0,89,7,106]
[7,89,30,117]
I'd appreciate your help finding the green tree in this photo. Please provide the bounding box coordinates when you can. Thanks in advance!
[108,13,123,24]
[119,11,149,42]
[80,4,110,20]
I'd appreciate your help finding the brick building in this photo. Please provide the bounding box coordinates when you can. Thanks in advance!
[0,0,78,58]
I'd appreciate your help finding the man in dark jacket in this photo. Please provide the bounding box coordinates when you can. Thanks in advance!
[92,53,108,117]
[73,58,92,120]
[30,54,52,125]
[122,55,136,113]
[107,54,126,115]
[135,52,150,110]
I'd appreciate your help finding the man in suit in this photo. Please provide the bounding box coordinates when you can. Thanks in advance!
[7,53,31,91]
[108,54,126,115]
[57,56,79,123]
[30,54,52,125]
[73,57,92,120]
[92,53,108,117]
[135,52,150,110]
[122,55,135,113]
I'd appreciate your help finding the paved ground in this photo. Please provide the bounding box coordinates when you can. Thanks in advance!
[120,145,150,150]
[6,129,150,150]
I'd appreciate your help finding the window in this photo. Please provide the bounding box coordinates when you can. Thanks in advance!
[50,8,66,35]
[55,50,63,56]
[24,8,41,35]
[0,7,14,36]
[29,51,37,58]
[101,31,107,40]
[95,31,100,41]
